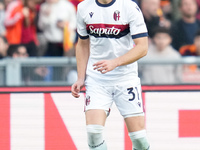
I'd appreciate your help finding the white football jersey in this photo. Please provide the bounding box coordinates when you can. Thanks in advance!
[77,0,148,86]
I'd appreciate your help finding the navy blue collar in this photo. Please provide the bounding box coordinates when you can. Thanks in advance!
[95,0,116,7]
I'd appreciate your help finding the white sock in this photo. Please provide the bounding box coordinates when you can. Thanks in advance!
[129,130,150,150]
[86,125,107,150]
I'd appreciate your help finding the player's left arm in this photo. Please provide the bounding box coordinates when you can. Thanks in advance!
[93,2,148,74]
[116,36,148,65]
[93,36,148,74]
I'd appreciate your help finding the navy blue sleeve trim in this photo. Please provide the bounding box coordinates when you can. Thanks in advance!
[132,32,148,39]
[78,33,89,39]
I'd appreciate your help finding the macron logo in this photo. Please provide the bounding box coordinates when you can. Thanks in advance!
[89,12,94,18]
[136,6,140,12]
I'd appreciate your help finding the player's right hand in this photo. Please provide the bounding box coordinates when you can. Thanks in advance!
[71,79,84,98]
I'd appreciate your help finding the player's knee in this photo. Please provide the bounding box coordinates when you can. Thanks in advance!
[129,130,150,150]
[86,125,105,148]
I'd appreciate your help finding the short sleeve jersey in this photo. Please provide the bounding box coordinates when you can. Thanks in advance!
[77,0,148,86]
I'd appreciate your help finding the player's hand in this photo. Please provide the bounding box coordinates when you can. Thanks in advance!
[71,79,84,98]
[93,59,118,74]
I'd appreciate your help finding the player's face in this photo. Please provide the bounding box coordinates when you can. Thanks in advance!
[194,36,200,56]
[180,0,198,18]
[153,33,172,51]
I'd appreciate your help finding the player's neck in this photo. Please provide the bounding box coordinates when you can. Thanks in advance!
[97,0,113,4]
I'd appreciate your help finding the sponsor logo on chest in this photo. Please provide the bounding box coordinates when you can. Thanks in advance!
[88,25,121,36]
[86,24,129,38]
[86,10,129,38]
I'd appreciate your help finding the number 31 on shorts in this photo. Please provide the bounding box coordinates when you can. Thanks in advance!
[127,87,140,101]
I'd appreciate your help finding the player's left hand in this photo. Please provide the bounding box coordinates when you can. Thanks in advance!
[93,59,118,74]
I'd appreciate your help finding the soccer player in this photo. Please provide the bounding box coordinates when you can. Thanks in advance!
[71,0,150,149]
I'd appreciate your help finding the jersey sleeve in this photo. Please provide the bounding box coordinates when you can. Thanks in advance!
[77,5,89,39]
[128,2,148,39]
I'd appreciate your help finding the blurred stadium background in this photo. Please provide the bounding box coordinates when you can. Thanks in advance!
[0,0,200,149]
[0,57,200,150]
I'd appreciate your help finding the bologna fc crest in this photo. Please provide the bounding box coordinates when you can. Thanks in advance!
[85,95,90,106]
[113,10,120,21]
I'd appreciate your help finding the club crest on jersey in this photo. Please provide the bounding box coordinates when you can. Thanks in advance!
[85,95,90,106]
[113,10,120,21]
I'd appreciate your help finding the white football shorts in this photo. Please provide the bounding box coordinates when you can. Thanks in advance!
[84,81,144,117]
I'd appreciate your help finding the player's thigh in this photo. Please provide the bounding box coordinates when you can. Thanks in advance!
[85,109,107,125]
[114,83,144,116]
[114,82,145,132]
[85,85,113,125]
[124,115,145,132]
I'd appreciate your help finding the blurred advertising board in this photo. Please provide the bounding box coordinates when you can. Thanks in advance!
[0,85,200,150]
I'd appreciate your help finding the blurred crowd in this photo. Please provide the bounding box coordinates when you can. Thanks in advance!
[0,0,200,84]
[0,0,78,58]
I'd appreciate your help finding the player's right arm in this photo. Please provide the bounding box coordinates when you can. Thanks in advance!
[71,2,90,98]
[71,37,90,98]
